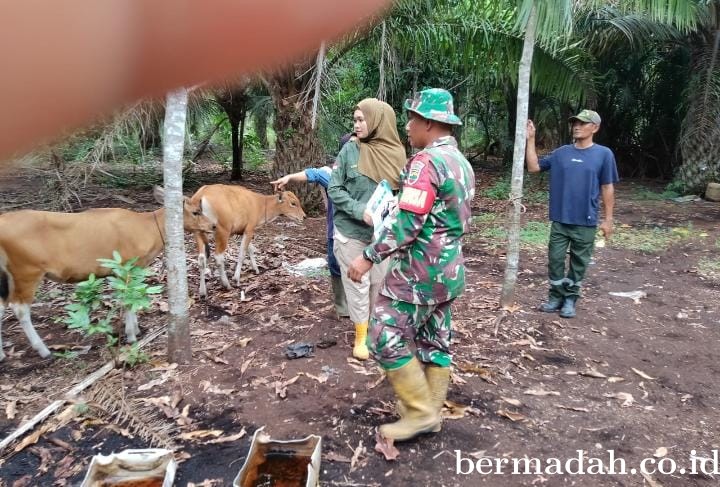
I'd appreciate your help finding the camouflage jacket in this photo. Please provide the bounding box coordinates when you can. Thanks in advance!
[364,136,475,305]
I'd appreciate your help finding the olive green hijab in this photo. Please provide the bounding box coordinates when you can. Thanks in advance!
[355,98,406,190]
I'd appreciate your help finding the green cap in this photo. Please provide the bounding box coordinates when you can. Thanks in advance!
[569,109,601,125]
[404,88,462,126]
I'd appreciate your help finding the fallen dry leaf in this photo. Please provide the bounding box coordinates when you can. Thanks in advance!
[11,474,33,487]
[179,429,223,441]
[300,372,329,384]
[654,447,668,458]
[6,400,17,419]
[30,446,53,474]
[496,409,527,422]
[555,404,590,413]
[200,380,236,396]
[443,400,470,419]
[240,358,254,376]
[205,428,247,444]
[349,439,367,472]
[640,471,664,487]
[631,367,656,380]
[374,431,400,461]
[237,338,252,347]
[523,388,560,397]
[580,368,607,379]
[324,451,352,463]
[607,376,625,383]
[500,397,522,407]
[367,373,386,390]
[604,392,634,407]
[202,351,229,365]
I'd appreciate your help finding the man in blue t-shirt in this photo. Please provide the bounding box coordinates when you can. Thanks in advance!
[525,109,619,318]
[271,133,354,319]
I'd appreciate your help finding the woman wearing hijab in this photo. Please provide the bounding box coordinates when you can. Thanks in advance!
[328,98,406,360]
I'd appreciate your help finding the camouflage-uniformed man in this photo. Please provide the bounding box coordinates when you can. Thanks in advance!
[348,88,475,442]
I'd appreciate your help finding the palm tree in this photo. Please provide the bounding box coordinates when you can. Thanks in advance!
[678,1,720,191]
[264,54,328,210]
[214,79,251,180]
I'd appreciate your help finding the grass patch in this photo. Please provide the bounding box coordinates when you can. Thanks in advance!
[475,220,550,248]
[697,257,720,280]
[482,177,547,204]
[611,225,693,253]
[630,187,680,201]
[472,212,499,224]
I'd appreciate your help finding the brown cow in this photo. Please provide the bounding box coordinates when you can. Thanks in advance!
[0,186,214,361]
[189,184,306,297]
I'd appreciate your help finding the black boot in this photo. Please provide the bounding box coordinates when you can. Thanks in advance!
[559,296,577,318]
[539,295,563,313]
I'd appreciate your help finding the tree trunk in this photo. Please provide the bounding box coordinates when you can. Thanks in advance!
[500,3,537,308]
[230,115,242,180]
[216,82,250,181]
[267,61,326,212]
[254,110,269,149]
[162,88,192,364]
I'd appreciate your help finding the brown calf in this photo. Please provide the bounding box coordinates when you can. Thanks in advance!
[0,186,214,361]
[189,184,306,297]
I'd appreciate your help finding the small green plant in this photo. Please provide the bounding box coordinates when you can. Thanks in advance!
[53,350,79,360]
[74,402,90,415]
[122,342,150,367]
[64,251,162,363]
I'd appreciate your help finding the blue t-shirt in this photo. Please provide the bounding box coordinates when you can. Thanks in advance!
[304,167,334,239]
[539,144,619,227]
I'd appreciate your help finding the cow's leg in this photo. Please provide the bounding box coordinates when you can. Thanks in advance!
[248,242,260,274]
[233,230,255,285]
[195,231,211,297]
[124,309,139,343]
[11,303,51,358]
[0,303,5,361]
[214,226,232,289]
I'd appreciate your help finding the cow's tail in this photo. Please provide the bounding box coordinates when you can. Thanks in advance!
[0,247,11,303]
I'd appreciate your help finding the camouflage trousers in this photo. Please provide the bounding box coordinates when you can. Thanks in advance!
[368,293,454,371]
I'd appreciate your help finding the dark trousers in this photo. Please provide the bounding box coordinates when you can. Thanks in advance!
[547,222,597,299]
[327,237,341,277]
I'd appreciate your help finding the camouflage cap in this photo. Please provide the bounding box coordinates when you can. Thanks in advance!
[404,88,462,126]
[569,109,601,125]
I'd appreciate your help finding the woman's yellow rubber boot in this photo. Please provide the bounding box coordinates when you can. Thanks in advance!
[379,358,440,441]
[353,322,369,360]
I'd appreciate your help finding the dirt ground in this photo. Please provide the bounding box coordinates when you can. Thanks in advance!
[0,164,718,487]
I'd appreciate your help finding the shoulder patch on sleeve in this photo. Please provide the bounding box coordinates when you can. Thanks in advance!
[399,153,436,214]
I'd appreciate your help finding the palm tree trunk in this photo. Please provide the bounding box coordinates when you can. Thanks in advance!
[268,62,325,212]
[162,87,192,364]
[500,3,537,308]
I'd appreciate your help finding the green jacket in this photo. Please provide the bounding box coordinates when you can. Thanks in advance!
[327,140,379,242]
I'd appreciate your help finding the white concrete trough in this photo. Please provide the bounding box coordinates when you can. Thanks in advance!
[80,448,176,487]
[234,427,322,487]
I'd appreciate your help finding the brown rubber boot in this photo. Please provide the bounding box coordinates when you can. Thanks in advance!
[379,358,440,441]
